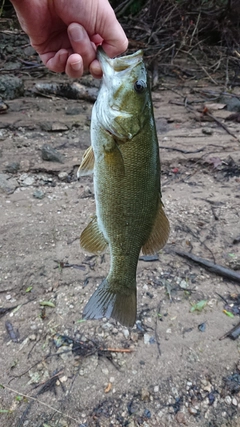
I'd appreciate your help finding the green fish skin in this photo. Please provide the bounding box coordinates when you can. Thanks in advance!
[78,48,170,327]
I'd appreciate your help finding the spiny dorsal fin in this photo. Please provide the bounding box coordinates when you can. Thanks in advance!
[80,215,108,254]
[142,197,170,255]
[77,146,95,178]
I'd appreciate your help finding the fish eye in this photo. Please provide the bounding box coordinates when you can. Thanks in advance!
[134,80,146,93]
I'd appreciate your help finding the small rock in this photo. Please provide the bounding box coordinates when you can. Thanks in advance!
[5,162,20,174]
[232,397,238,406]
[29,334,37,341]
[0,174,18,194]
[143,409,151,419]
[122,328,129,339]
[58,171,69,181]
[144,333,151,344]
[51,122,69,131]
[41,144,64,163]
[102,368,109,375]
[65,106,83,115]
[154,385,159,393]
[20,175,35,186]
[224,395,232,405]
[175,411,187,424]
[0,75,24,100]
[33,190,45,199]
[130,332,138,342]
[141,388,150,402]
[202,128,213,135]
[188,406,198,415]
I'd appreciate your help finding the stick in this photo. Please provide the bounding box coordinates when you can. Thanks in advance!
[203,109,239,141]
[0,383,81,424]
[100,348,133,353]
[159,146,205,154]
[174,250,240,284]
[219,321,240,340]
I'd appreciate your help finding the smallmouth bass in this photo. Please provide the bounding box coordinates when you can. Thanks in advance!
[78,48,170,327]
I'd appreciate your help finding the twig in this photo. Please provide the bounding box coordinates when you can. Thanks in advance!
[182,50,218,85]
[100,348,133,353]
[174,250,240,284]
[0,383,81,424]
[203,109,239,141]
[159,146,205,154]
[219,321,240,341]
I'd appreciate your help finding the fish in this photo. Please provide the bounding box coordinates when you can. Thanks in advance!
[78,48,170,327]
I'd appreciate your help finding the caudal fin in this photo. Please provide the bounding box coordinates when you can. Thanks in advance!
[83,278,136,327]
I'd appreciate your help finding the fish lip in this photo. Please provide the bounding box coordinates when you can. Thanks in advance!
[97,48,143,72]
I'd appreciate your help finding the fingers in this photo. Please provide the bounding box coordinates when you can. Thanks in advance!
[89,59,102,79]
[97,9,128,58]
[68,23,96,70]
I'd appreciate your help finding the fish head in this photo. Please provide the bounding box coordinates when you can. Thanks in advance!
[96,48,150,141]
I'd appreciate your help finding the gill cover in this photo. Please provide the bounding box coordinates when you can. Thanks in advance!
[95,48,149,141]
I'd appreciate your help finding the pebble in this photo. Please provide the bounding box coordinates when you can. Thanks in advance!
[141,388,150,402]
[232,397,238,406]
[122,328,130,339]
[5,162,20,174]
[0,173,18,194]
[154,385,159,393]
[58,171,69,181]
[144,333,151,344]
[29,334,36,341]
[224,396,232,405]
[33,190,45,199]
[202,128,213,135]
[102,368,109,375]
[130,332,138,342]
[21,175,35,186]
[41,143,64,163]
[188,406,198,415]
[175,411,187,424]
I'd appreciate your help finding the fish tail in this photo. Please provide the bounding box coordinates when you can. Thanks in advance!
[83,278,136,327]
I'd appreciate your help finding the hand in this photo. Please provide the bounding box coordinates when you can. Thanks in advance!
[10,0,128,78]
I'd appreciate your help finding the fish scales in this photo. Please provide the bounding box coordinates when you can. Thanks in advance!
[78,48,170,327]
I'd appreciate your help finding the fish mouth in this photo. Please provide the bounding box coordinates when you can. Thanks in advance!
[97,48,143,74]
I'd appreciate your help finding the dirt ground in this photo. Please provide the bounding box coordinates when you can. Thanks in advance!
[0,27,240,427]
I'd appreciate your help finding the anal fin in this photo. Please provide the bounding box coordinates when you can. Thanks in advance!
[80,215,108,254]
[142,197,170,255]
[77,146,95,178]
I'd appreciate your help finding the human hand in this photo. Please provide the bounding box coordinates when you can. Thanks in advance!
[10,0,128,78]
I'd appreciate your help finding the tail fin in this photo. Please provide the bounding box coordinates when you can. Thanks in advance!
[83,278,136,327]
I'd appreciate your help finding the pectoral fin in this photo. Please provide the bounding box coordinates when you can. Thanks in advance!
[104,142,125,179]
[80,215,108,254]
[142,197,170,255]
[77,146,95,178]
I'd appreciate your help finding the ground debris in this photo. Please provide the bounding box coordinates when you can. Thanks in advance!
[34,82,98,102]
[0,305,18,318]
[5,320,20,342]
[41,144,65,163]
[174,250,240,284]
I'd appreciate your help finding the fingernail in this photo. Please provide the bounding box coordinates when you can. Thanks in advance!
[71,61,82,71]
[69,25,84,42]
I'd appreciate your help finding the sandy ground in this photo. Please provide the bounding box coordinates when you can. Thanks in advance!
[0,30,240,427]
